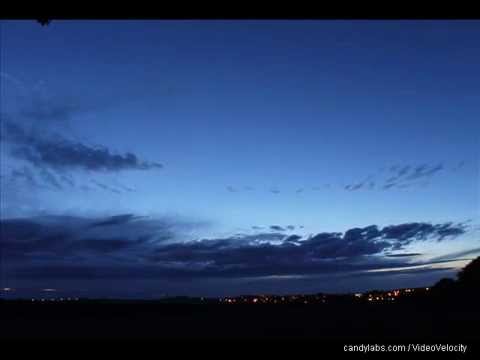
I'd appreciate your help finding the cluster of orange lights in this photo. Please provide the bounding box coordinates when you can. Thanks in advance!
[219,294,329,304]
[363,287,430,302]
[218,287,431,305]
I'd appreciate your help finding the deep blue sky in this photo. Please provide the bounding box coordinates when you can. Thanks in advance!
[1,20,479,298]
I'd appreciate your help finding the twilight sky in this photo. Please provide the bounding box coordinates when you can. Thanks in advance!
[1,20,479,298]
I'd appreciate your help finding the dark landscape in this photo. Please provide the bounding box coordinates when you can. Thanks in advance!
[2,258,479,340]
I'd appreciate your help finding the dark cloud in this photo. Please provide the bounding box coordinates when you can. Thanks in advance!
[397,165,411,177]
[383,183,396,190]
[115,183,135,192]
[406,164,428,180]
[285,234,302,243]
[352,262,459,278]
[13,259,459,282]
[424,163,443,177]
[349,183,364,191]
[385,253,422,258]
[3,120,163,172]
[406,163,443,181]
[220,161,453,195]
[381,222,467,243]
[434,222,468,240]
[0,215,180,260]
[386,176,399,183]
[2,215,468,281]
[255,225,294,232]
[68,237,148,254]
[355,162,449,192]
[343,225,381,243]
[90,214,141,228]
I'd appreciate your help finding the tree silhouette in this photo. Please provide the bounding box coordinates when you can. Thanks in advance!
[457,256,480,288]
[37,19,51,26]
[433,277,456,291]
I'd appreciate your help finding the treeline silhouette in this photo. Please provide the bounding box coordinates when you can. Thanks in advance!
[429,256,480,307]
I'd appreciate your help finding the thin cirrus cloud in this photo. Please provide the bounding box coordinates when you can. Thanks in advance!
[3,162,136,196]
[345,162,447,192]
[223,160,461,195]
[1,214,469,281]
[381,163,444,189]
[90,179,122,195]
[6,165,66,191]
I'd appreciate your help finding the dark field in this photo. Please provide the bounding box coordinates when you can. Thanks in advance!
[1,300,479,340]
